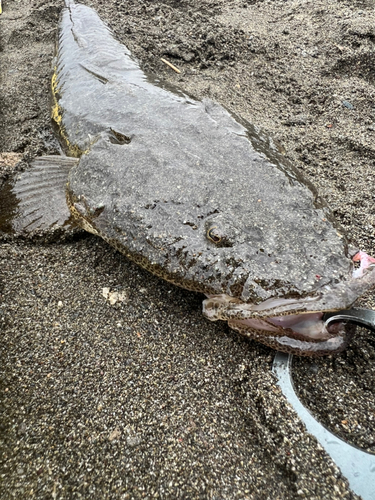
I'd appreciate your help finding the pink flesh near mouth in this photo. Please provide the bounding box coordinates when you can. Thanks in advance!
[352,251,375,278]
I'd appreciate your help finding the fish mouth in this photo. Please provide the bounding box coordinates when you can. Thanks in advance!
[203,251,375,356]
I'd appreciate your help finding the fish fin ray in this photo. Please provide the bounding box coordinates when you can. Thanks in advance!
[0,156,78,236]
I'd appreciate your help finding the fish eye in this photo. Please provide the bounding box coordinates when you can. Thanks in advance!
[207,226,222,244]
[205,218,235,247]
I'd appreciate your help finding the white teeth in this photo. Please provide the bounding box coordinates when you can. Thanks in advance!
[250,297,300,311]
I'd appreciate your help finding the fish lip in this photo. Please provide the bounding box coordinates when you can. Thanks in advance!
[228,314,347,342]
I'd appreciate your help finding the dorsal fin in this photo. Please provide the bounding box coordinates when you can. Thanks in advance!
[0,156,78,236]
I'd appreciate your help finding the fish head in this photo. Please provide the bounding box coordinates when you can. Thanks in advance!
[203,249,375,356]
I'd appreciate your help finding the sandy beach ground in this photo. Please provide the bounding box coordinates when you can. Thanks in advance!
[1,0,374,498]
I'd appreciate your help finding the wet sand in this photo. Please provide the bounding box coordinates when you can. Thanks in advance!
[1,0,374,498]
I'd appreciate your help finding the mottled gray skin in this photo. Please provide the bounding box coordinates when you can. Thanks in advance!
[53,2,375,354]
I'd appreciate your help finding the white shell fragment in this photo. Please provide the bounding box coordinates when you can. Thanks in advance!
[102,287,127,305]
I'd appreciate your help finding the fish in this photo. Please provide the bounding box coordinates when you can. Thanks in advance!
[1,0,375,356]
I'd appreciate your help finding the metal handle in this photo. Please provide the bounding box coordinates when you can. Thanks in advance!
[272,352,375,500]
[323,308,375,332]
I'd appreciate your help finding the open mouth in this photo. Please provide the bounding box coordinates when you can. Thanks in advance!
[227,312,353,356]
[203,251,375,356]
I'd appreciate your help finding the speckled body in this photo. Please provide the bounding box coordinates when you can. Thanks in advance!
[52,2,375,354]
[57,3,347,297]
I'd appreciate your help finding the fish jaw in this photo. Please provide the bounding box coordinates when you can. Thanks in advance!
[203,251,375,356]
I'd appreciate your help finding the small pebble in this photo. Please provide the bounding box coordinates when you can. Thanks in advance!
[342,100,354,110]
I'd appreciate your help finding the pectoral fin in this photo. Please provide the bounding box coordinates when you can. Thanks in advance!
[0,156,78,236]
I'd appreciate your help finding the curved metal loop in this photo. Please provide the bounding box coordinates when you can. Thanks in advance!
[273,352,375,500]
[323,308,375,332]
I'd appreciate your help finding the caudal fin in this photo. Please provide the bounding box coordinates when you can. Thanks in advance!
[0,156,78,236]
